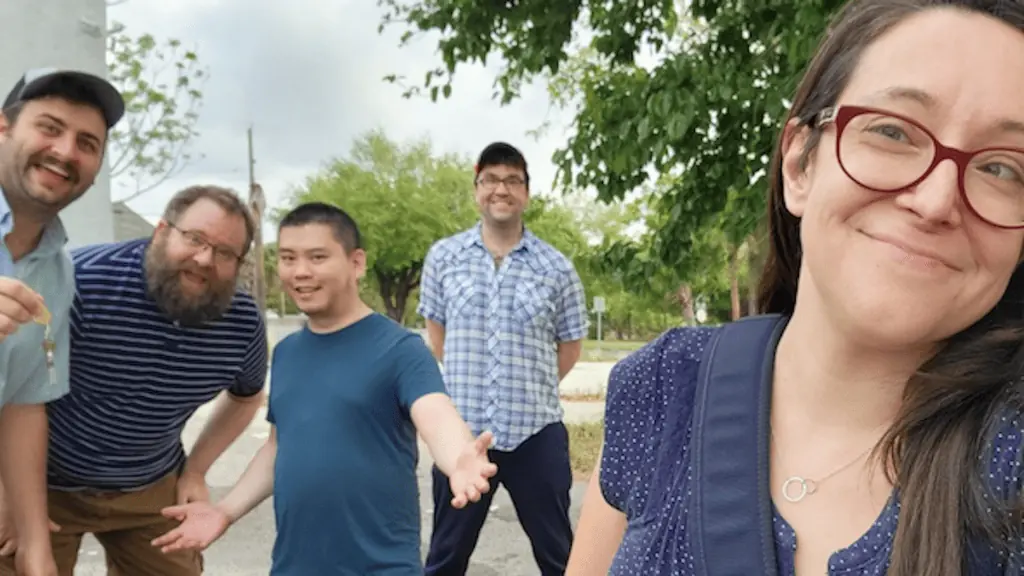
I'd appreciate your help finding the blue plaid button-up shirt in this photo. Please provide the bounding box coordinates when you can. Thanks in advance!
[418,224,589,451]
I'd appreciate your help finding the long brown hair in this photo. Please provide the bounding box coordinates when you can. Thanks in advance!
[758,1,1024,574]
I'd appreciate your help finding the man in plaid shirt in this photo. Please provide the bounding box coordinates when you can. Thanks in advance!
[418,141,589,576]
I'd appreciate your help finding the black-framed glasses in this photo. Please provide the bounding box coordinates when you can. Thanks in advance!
[816,104,1024,229]
[168,223,243,265]
[476,174,526,190]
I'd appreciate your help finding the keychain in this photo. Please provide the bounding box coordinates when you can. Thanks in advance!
[34,305,56,386]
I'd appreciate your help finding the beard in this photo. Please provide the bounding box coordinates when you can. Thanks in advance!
[144,237,238,326]
[0,138,86,214]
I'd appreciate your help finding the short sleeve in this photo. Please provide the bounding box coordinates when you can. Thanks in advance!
[69,286,87,342]
[417,243,446,325]
[9,358,68,406]
[10,253,74,405]
[266,345,282,425]
[393,334,447,413]
[555,266,589,342]
[599,327,711,516]
[983,410,1024,572]
[228,314,269,398]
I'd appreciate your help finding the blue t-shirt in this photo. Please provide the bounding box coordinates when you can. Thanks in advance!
[601,326,1024,575]
[266,313,446,575]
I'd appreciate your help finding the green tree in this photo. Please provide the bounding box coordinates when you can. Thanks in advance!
[377,0,843,282]
[544,190,689,339]
[107,21,207,201]
[279,130,479,323]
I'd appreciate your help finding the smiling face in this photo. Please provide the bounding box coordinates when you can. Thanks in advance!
[145,197,248,325]
[474,163,529,225]
[277,223,366,318]
[781,7,1024,347]
[0,96,106,214]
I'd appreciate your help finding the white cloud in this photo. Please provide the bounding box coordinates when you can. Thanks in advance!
[108,0,578,240]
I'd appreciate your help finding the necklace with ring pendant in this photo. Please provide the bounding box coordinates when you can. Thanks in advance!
[776,437,875,504]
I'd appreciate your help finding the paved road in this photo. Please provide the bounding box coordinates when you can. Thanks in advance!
[70,380,611,574]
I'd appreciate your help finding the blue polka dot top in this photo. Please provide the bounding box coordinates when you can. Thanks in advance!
[600,326,1024,575]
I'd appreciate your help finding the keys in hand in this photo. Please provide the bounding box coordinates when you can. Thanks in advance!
[34,305,56,385]
[0,277,45,343]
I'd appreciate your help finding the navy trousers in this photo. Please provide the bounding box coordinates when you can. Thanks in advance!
[423,422,574,576]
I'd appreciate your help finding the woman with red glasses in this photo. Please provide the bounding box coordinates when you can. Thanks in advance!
[567,1,1024,575]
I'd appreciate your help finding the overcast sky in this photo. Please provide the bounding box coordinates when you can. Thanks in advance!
[108,0,575,236]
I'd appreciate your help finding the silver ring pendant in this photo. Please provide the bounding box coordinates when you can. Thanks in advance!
[781,476,817,503]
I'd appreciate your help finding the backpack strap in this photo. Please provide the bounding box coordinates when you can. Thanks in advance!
[690,314,787,576]
[688,315,1002,575]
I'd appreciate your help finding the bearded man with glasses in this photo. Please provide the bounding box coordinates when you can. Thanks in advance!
[0,185,268,576]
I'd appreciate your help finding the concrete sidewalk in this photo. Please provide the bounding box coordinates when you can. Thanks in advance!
[71,367,612,574]
[559,361,614,397]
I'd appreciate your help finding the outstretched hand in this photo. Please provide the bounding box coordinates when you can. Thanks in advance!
[448,430,498,508]
[151,501,230,554]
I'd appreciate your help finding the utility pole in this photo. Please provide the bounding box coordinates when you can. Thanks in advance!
[247,126,267,314]
[247,126,255,191]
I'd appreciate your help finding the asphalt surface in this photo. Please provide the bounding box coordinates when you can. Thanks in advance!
[67,365,611,575]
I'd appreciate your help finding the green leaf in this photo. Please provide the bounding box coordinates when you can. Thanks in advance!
[106,22,208,200]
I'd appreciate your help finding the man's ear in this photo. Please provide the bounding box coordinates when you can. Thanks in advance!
[780,118,815,218]
[0,112,11,140]
[352,248,368,280]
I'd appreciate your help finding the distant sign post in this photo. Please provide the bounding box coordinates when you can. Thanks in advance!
[593,296,606,342]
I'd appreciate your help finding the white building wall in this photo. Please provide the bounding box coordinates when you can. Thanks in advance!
[0,0,114,248]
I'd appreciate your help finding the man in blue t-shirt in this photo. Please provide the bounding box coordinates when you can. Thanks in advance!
[152,202,498,574]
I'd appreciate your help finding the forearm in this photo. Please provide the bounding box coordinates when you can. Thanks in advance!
[566,451,626,575]
[0,404,51,545]
[185,391,263,475]
[425,321,445,363]
[420,402,475,476]
[558,357,574,381]
[557,342,582,380]
[217,436,276,524]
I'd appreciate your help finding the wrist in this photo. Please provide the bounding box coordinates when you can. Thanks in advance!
[214,500,241,525]
[180,464,208,478]
[18,528,52,550]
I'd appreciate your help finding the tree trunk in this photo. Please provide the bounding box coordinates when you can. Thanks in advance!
[375,264,422,324]
[747,278,758,316]
[678,283,696,325]
[729,246,741,321]
[375,269,400,322]
[745,228,768,315]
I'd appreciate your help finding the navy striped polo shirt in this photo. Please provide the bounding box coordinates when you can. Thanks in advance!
[46,238,268,491]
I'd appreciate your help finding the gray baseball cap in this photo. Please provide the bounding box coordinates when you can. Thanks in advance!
[3,67,125,129]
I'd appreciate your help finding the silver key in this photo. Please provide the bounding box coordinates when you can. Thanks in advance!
[42,324,56,385]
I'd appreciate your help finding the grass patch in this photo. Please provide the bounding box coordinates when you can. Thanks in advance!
[584,339,644,351]
[581,339,645,362]
[567,420,604,480]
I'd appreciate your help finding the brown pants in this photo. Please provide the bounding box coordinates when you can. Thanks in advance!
[0,473,202,576]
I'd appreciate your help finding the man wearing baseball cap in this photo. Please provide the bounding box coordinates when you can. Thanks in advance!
[0,67,123,576]
[419,141,589,575]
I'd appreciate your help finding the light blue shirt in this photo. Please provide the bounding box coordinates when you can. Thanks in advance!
[0,189,72,405]
[418,223,589,451]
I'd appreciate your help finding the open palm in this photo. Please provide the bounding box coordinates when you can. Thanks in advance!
[448,430,498,508]
[151,501,230,554]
